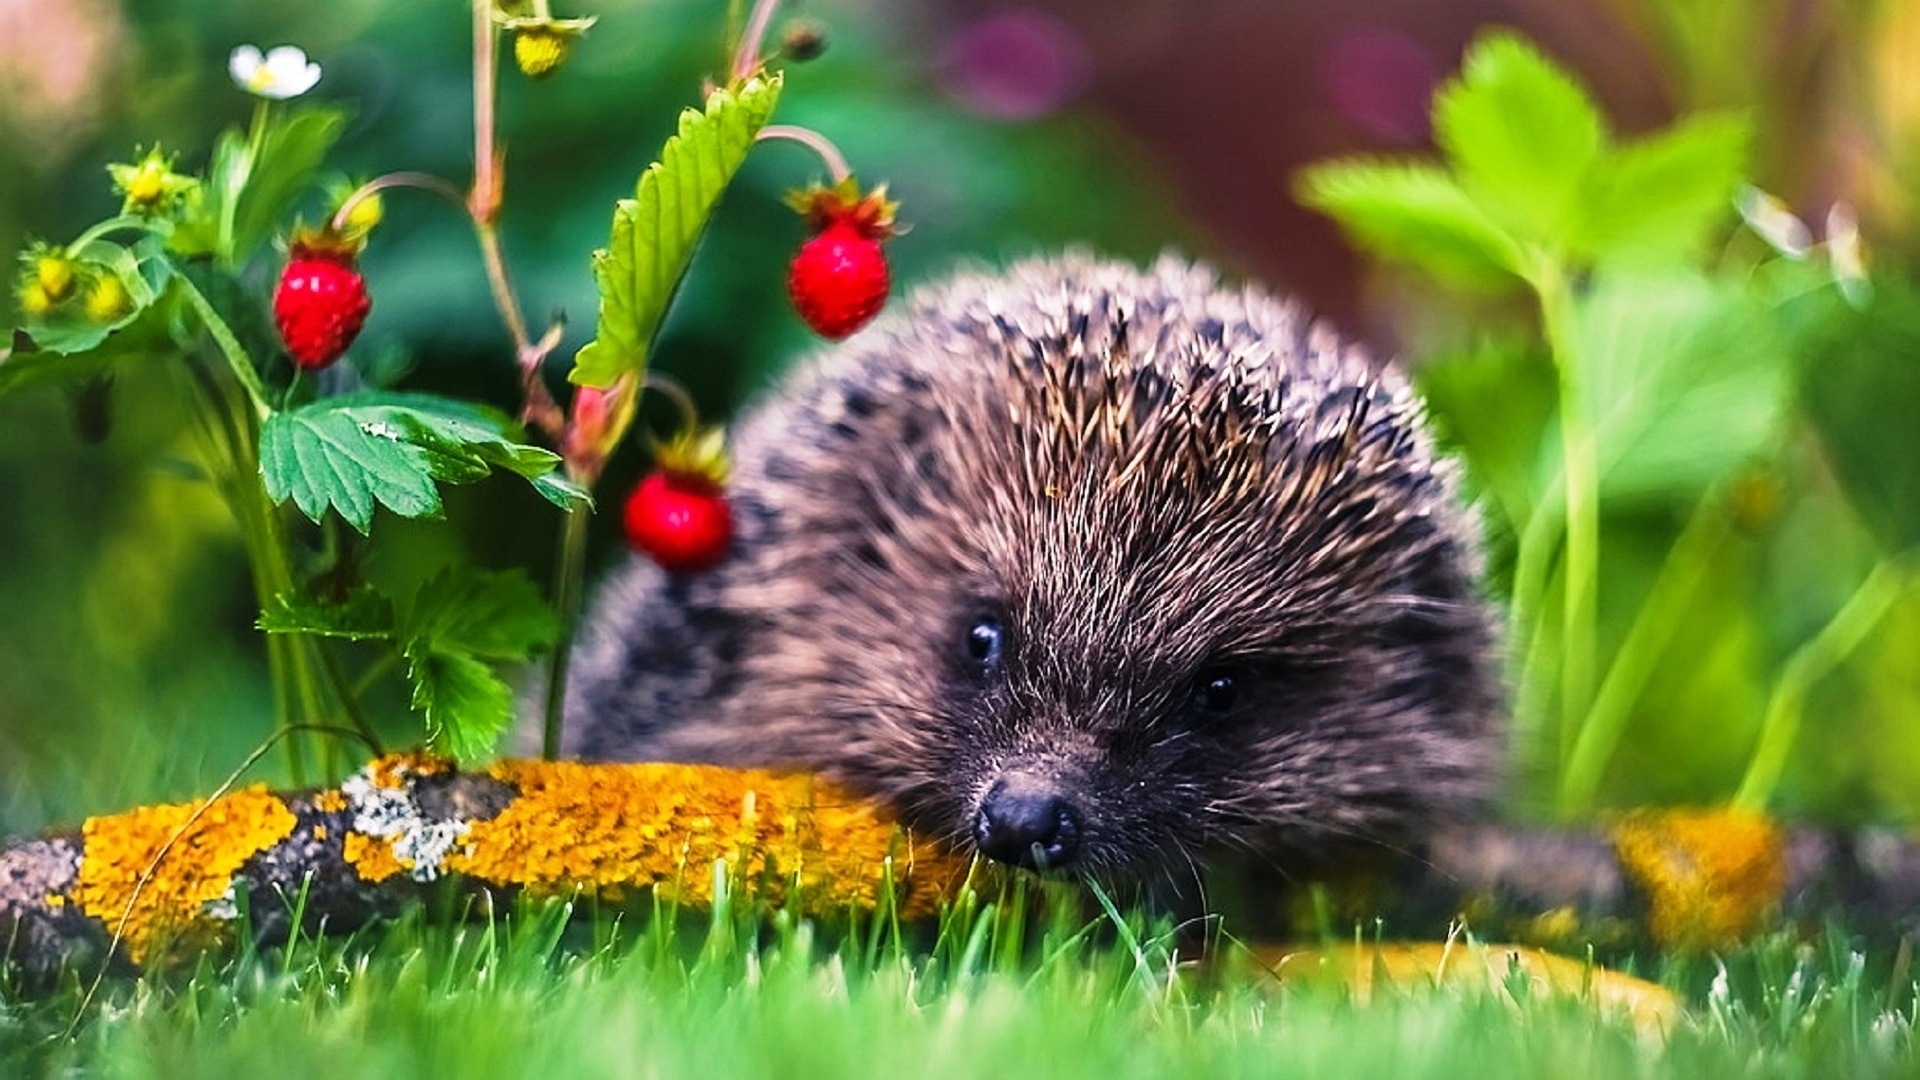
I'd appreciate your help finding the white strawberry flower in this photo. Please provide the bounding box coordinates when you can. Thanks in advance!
[229,44,322,100]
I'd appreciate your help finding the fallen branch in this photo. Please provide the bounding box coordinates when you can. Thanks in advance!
[1,754,965,984]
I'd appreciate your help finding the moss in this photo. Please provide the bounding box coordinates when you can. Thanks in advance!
[72,785,298,963]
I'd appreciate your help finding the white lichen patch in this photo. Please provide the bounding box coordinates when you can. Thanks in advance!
[341,762,471,882]
[201,880,241,921]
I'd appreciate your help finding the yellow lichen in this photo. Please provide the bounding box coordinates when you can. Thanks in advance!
[442,760,968,918]
[343,831,407,883]
[313,789,347,813]
[1610,807,1786,951]
[368,752,449,788]
[72,785,297,963]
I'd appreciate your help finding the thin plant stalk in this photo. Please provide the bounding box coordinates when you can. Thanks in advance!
[1557,493,1736,816]
[1733,555,1912,812]
[541,505,593,759]
[1534,267,1601,756]
[1508,471,1565,757]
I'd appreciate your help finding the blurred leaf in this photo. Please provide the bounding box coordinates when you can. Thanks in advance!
[1416,339,1557,527]
[1433,31,1604,244]
[1577,114,1750,267]
[3,237,182,399]
[259,585,396,640]
[214,106,348,264]
[1294,162,1523,288]
[259,391,572,532]
[1802,276,1920,552]
[1577,273,1792,501]
[572,74,782,388]
[10,236,173,358]
[397,567,557,762]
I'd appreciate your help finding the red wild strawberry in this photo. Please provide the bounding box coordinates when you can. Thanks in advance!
[785,178,899,340]
[623,470,732,574]
[274,243,370,370]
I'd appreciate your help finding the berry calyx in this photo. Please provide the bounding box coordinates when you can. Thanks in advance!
[623,471,732,574]
[785,178,899,340]
[273,233,371,371]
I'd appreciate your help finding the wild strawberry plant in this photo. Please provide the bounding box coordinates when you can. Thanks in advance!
[1299,31,1883,819]
[2,0,891,779]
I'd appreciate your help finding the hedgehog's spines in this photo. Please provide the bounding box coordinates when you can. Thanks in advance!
[565,254,1501,880]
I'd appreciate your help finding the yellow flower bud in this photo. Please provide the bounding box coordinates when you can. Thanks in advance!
[513,26,571,78]
[35,255,75,302]
[86,274,131,322]
[19,281,55,316]
[343,191,384,235]
[125,161,169,210]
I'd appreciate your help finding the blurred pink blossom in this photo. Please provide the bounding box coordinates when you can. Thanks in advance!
[1321,29,1437,145]
[938,10,1092,121]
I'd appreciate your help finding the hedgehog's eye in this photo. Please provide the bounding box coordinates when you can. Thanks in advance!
[964,616,1005,669]
[1188,667,1243,718]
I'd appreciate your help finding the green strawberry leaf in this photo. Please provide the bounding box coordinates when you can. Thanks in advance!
[1576,272,1793,502]
[1575,113,1750,267]
[1433,31,1604,246]
[403,644,515,763]
[261,567,556,763]
[1294,161,1524,288]
[397,566,557,661]
[260,403,445,531]
[396,567,557,762]
[571,74,783,388]
[258,585,397,640]
[259,391,574,532]
[1415,339,1558,529]
[1801,276,1920,552]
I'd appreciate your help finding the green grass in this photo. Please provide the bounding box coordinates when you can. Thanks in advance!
[4,877,1917,1079]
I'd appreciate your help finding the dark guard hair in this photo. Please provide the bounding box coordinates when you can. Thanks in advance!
[565,255,1501,881]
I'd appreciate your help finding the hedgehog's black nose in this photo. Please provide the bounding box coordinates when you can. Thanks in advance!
[974,776,1082,870]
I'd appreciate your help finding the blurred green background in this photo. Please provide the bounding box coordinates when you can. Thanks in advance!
[4,0,1920,836]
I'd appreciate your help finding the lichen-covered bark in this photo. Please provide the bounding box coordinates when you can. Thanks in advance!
[1,754,966,984]
[8,758,1920,987]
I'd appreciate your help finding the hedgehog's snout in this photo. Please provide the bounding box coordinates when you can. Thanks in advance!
[972,772,1084,871]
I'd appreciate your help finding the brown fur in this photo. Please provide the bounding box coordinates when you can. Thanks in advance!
[566,255,1501,880]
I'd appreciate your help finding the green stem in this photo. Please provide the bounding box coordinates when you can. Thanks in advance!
[65,215,159,254]
[1508,471,1565,756]
[1557,494,1736,817]
[330,172,468,233]
[1535,265,1600,766]
[730,0,782,80]
[174,270,271,419]
[1732,556,1911,812]
[181,329,331,781]
[315,637,386,756]
[541,505,594,759]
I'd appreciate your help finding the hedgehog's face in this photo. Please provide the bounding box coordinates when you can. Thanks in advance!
[827,455,1499,883]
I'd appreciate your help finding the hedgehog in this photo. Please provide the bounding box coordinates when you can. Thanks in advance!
[565,255,1501,882]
